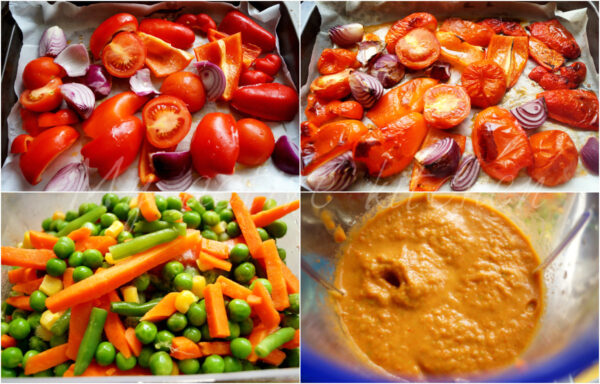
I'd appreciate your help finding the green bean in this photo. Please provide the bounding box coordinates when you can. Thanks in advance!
[58,206,107,237]
[132,220,171,234]
[254,327,295,358]
[109,229,178,260]
[50,309,70,336]
[110,298,162,317]
[74,307,107,376]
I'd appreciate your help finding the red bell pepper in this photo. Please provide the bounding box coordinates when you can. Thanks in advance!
[254,54,281,77]
[38,109,79,128]
[20,108,44,136]
[139,19,195,50]
[206,29,261,70]
[239,70,274,86]
[138,139,159,185]
[230,83,298,122]
[175,14,216,35]
[19,125,79,185]
[218,10,276,52]
[10,134,33,154]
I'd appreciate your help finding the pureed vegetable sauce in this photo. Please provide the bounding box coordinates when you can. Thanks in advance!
[335,195,543,379]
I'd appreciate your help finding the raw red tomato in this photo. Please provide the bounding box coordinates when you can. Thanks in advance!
[83,92,148,139]
[472,106,533,182]
[90,13,139,59]
[394,28,440,70]
[385,12,437,53]
[527,130,578,186]
[19,78,63,112]
[38,109,79,128]
[175,14,217,35]
[102,32,146,78]
[254,54,282,77]
[231,83,298,122]
[461,60,507,108]
[317,48,359,75]
[423,85,470,129]
[142,95,192,149]
[139,19,195,50]
[159,72,206,113]
[236,118,275,166]
[439,18,494,47]
[190,112,239,177]
[22,57,66,90]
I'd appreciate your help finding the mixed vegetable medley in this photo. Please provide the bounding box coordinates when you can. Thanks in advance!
[0,192,300,377]
[11,8,300,190]
[302,14,599,191]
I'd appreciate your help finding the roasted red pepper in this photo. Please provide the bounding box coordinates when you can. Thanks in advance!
[239,70,274,86]
[139,18,195,50]
[305,93,364,127]
[10,134,33,154]
[231,83,298,122]
[254,54,281,77]
[218,10,276,52]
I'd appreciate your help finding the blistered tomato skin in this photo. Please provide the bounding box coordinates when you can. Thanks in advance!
[527,130,578,186]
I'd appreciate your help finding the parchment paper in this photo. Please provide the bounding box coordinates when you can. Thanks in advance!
[3,1,299,192]
[302,1,599,192]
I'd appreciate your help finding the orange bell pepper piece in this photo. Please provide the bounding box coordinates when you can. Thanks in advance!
[486,35,529,88]
[436,30,485,70]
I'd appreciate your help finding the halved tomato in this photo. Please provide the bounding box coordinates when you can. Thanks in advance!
[423,85,471,129]
[461,60,507,108]
[395,28,440,70]
[527,130,578,186]
[385,12,437,53]
[90,13,139,59]
[142,95,192,149]
[102,32,146,78]
[19,78,63,112]
[22,57,66,90]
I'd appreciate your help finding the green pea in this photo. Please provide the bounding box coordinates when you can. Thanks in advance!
[226,321,240,341]
[154,195,168,212]
[11,309,27,319]
[229,244,249,265]
[288,293,299,314]
[201,230,218,241]
[154,330,174,352]
[53,236,75,259]
[278,247,287,261]
[54,362,70,376]
[283,314,299,329]
[266,220,287,238]
[167,313,187,333]
[82,249,103,269]
[81,222,99,236]
[138,347,154,368]
[136,321,158,344]
[219,209,234,222]
[200,195,215,211]
[1,347,23,369]
[126,208,141,226]
[257,228,270,241]
[179,358,200,374]
[284,348,300,367]
[117,230,133,243]
[202,211,220,227]
[166,196,183,211]
[226,222,241,238]
[34,369,53,377]
[65,210,79,222]
[186,302,207,327]
[8,317,30,340]
[42,217,53,231]
[263,198,277,211]
[95,341,116,366]
[233,262,255,283]
[187,198,205,215]
[250,278,272,295]
[149,351,173,376]
[230,337,252,359]
[228,299,251,322]
[202,354,224,373]
[182,211,201,229]
[102,193,119,211]
[116,352,137,371]
[183,327,202,343]
[79,202,97,216]
[172,272,193,291]
[1,367,16,377]
[113,202,130,221]
[1,322,10,335]
[200,324,212,341]
[223,356,242,372]
[56,219,68,232]
[30,290,47,312]
[100,213,118,228]
[239,317,254,336]
[215,200,229,212]
[73,266,93,282]
[119,196,132,204]
[68,251,84,267]
[46,258,66,277]
[28,336,48,352]
[45,231,58,237]
[49,219,62,232]
[163,261,184,281]
[133,274,150,292]
[216,232,228,242]
[50,333,67,347]
[161,209,182,224]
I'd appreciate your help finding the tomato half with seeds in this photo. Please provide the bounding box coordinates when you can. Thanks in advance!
[19,78,63,112]
[395,28,440,70]
[142,95,192,149]
[423,85,471,129]
[527,130,578,186]
[102,32,146,78]
[22,57,66,90]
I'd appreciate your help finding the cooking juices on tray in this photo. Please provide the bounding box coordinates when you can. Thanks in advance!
[303,12,599,191]
[335,195,543,378]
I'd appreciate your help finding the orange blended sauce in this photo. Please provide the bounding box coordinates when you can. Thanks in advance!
[335,195,543,378]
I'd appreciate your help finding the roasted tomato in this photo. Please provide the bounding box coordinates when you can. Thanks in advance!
[439,18,494,47]
[19,78,63,113]
[529,62,586,90]
[90,13,139,59]
[436,31,485,69]
[538,89,599,131]
[461,60,507,108]
[527,130,578,186]
[159,71,206,113]
[83,92,148,139]
[528,37,565,71]
[38,109,79,128]
[102,32,146,78]
[472,106,533,182]
[527,19,581,59]
[385,12,437,53]
[190,112,239,177]
[22,57,66,90]
[139,18,195,50]
[395,28,440,70]
[142,95,192,148]
[309,69,352,100]
[353,112,427,177]
[305,93,364,127]
[236,118,275,166]
[422,85,470,129]
[478,18,527,36]
[367,78,438,128]
[317,48,359,75]
[486,35,528,88]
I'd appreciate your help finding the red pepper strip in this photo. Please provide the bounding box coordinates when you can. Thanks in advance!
[218,10,276,52]
[10,134,34,154]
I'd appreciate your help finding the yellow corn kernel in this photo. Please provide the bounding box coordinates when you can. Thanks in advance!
[212,221,227,235]
[22,231,33,249]
[129,197,138,209]
[175,290,198,314]
[40,310,63,331]
[35,324,54,341]
[121,285,139,303]
[52,211,66,221]
[39,275,63,296]
[105,252,116,265]
[105,221,124,238]
[191,275,206,299]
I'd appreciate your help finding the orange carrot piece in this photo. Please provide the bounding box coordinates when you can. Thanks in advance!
[63,267,75,288]
[138,192,161,222]
[140,292,178,322]
[230,193,263,258]
[8,267,37,284]
[246,294,262,306]
[180,192,194,211]
[103,291,132,358]
[66,301,93,360]
[67,226,92,243]
[1,247,55,269]
[46,231,200,313]
[216,275,252,300]
[250,281,280,329]
[12,277,44,295]
[200,237,230,259]
[250,196,267,214]
[29,230,58,249]
[1,334,16,348]
[281,263,299,294]
[63,362,110,377]
[170,337,203,360]
[260,348,286,366]
[261,239,289,311]
[281,329,300,349]
[197,252,232,272]
[6,295,32,311]
[24,343,69,375]
[75,236,117,254]
[198,341,231,356]
[251,200,299,228]
[125,327,143,357]
[247,323,271,363]
[204,283,230,339]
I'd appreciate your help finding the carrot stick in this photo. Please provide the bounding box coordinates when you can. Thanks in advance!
[200,238,230,259]
[260,348,286,366]
[230,193,263,258]
[198,341,231,356]
[251,200,299,228]
[261,239,289,311]
[125,327,143,357]
[46,231,200,313]
[197,252,232,272]
[138,192,161,222]
[140,292,178,322]
[63,268,75,288]
[12,277,44,295]
[247,323,271,363]
[103,291,132,358]
[24,343,69,375]
[204,283,230,339]
[6,295,32,311]
[281,263,299,294]
[8,267,37,284]
[250,196,267,214]
[1,334,16,348]
[29,230,58,249]
[63,362,111,377]
[250,281,280,329]
[281,329,300,349]
[67,226,92,243]
[75,236,117,254]
[216,275,252,300]
[1,247,55,269]
[66,301,93,360]
[170,337,202,359]
[246,294,262,306]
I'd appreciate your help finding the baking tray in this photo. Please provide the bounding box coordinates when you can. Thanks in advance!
[0,1,300,166]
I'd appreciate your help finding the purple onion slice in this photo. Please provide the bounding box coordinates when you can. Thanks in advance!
[329,23,364,47]
[511,98,548,130]
[450,154,480,191]
[580,137,599,175]
[414,137,460,178]
[306,151,357,191]
[349,71,383,109]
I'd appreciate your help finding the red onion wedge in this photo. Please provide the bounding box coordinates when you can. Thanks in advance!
[272,135,299,175]
[580,137,599,175]
[369,54,405,88]
[511,98,547,130]
[194,61,226,101]
[44,161,89,191]
[451,154,480,191]
[54,44,90,77]
[39,26,67,57]
[356,40,385,66]
[84,65,112,99]
[425,62,451,83]
[151,150,192,180]
[60,83,95,119]
[349,71,383,109]
[306,151,357,191]
[329,24,364,47]
[130,68,160,97]
[414,137,460,178]
[156,169,194,191]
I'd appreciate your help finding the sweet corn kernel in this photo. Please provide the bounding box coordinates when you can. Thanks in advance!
[191,275,206,299]
[35,324,54,341]
[129,197,138,209]
[52,211,66,221]
[22,231,33,249]
[105,221,124,238]
[40,310,63,331]
[212,221,227,235]
[105,252,116,265]
[121,285,139,303]
[175,290,198,314]
[39,275,63,296]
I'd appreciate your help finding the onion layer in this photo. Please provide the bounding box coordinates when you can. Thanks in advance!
[151,150,192,179]
[329,24,364,47]
[44,161,89,191]
[450,154,480,191]
[356,40,385,66]
[156,169,194,191]
[349,71,383,109]
[369,54,405,88]
[194,61,226,101]
[306,151,357,191]
[84,65,112,99]
[39,26,67,57]
[54,44,90,77]
[511,98,547,130]
[581,137,599,175]
[415,137,460,178]
[130,69,160,97]
[60,83,95,119]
